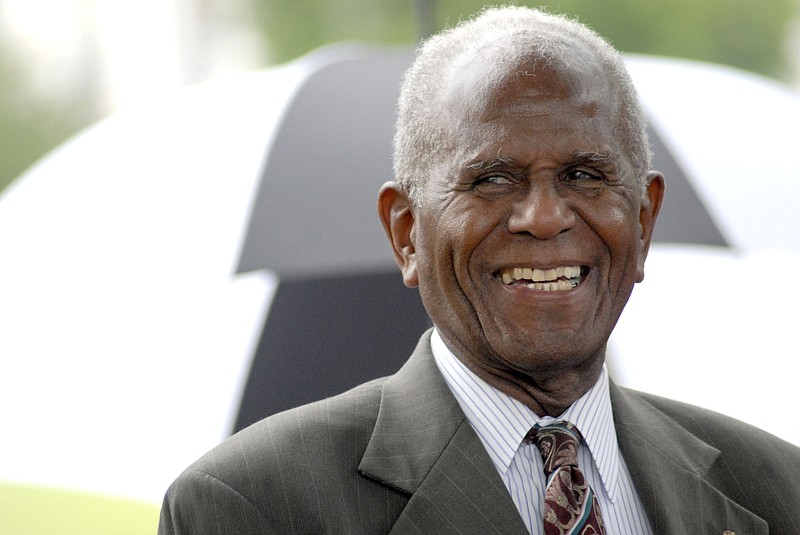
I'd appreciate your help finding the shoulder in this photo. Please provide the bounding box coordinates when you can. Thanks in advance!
[161,377,407,533]
[192,375,387,485]
[624,387,798,451]
[615,385,800,495]
[613,386,800,531]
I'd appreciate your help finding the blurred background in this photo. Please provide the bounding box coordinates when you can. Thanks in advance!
[2,0,799,195]
[2,1,799,534]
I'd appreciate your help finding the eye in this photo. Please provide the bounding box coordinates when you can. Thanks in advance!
[564,168,603,183]
[473,173,519,196]
[472,174,520,197]
[477,174,514,186]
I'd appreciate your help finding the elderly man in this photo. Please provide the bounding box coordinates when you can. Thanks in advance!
[159,6,800,534]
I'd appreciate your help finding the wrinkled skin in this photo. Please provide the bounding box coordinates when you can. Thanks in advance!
[379,52,664,416]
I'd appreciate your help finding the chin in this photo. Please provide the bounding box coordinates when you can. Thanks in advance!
[488,334,605,373]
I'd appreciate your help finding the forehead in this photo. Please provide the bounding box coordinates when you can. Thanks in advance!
[438,51,622,160]
[443,44,616,124]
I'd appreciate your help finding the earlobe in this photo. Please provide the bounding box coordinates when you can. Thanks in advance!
[378,182,419,288]
[635,171,665,283]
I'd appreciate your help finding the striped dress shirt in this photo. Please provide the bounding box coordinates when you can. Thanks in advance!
[431,329,653,535]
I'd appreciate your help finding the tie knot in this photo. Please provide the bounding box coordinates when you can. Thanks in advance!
[527,421,582,474]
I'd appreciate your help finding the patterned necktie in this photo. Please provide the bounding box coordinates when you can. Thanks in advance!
[527,421,606,535]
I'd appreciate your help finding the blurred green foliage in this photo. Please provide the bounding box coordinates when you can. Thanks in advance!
[253,0,796,79]
[0,56,93,194]
[1,0,796,195]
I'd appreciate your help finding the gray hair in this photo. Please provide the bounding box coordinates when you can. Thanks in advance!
[393,6,652,204]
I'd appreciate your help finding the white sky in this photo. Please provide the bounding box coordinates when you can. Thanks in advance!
[1,0,264,112]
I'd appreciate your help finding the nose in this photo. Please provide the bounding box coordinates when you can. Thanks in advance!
[507,183,576,239]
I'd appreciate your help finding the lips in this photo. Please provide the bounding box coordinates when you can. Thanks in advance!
[498,266,587,291]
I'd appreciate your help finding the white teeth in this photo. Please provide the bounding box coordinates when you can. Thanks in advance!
[530,268,561,281]
[501,265,584,291]
[525,279,578,291]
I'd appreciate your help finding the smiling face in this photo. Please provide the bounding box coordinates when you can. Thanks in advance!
[380,51,663,387]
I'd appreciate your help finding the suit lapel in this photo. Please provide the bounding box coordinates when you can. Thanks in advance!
[359,330,528,534]
[610,383,768,535]
[358,333,768,534]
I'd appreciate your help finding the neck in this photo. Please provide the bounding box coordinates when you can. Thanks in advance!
[442,336,606,417]
[482,362,604,417]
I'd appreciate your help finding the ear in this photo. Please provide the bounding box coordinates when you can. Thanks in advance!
[378,182,418,288]
[635,171,665,283]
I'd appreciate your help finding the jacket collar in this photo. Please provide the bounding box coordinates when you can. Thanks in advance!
[358,330,768,535]
[610,382,768,534]
[359,329,529,534]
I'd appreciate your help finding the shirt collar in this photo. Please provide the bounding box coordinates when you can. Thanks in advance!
[430,328,621,501]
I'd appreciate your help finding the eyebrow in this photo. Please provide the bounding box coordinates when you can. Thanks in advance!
[466,155,516,170]
[573,150,617,166]
[465,150,618,172]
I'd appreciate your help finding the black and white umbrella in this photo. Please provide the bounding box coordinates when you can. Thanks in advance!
[232,46,797,431]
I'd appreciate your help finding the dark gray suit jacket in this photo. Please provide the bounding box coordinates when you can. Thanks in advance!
[159,331,800,534]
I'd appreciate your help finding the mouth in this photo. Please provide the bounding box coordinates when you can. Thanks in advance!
[497,265,589,292]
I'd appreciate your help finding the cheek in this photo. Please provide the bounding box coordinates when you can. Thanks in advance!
[414,223,460,294]
[583,201,642,279]
[607,223,643,287]
[421,215,495,305]
[591,198,630,229]
[435,201,489,251]
[448,214,502,280]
